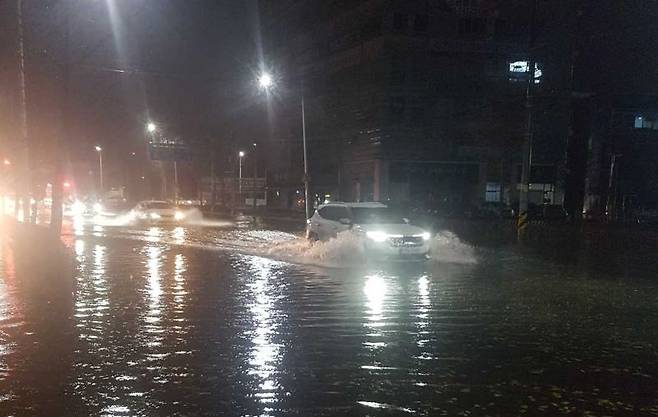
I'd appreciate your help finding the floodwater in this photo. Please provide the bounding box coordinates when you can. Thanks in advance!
[1,217,658,416]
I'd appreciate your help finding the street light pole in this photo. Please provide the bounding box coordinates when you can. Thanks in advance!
[257,71,311,220]
[301,96,310,220]
[95,145,103,194]
[252,142,257,210]
[173,160,178,204]
[238,151,244,197]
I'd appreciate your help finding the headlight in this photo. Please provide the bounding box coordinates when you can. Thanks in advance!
[93,203,103,214]
[71,200,85,216]
[421,232,431,241]
[174,211,184,221]
[149,212,161,220]
[366,231,389,242]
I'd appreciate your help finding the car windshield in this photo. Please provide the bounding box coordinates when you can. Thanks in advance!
[351,208,405,224]
[145,202,173,210]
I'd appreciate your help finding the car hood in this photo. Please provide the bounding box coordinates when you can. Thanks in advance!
[357,223,426,236]
[143,208,176,215]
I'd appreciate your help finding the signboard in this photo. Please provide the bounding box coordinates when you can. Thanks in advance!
[148,138,192,162]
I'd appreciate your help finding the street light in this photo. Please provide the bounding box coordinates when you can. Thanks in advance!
[256,71,310,219]
[258,72,273,90]
[3,158,10,166]
[147,122,157,133]
[95,145,103,194]
[238,151,245,196]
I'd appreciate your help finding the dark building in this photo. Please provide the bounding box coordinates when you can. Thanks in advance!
[567,1,658,220]
[251,0,573,213]
[580,96,658,220]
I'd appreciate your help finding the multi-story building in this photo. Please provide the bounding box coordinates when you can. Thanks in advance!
[566,1,658,220]
[252,0,572,212]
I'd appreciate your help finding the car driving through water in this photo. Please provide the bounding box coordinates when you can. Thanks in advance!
[129,200,186,224]
[306,202,432,259]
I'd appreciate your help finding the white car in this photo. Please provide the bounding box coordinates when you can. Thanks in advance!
[306,202,432,259]
[131,200,185,223]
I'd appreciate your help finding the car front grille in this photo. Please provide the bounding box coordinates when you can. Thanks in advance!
[389,236,424,247]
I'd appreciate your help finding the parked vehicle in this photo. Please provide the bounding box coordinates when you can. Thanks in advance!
[306,202,432,259]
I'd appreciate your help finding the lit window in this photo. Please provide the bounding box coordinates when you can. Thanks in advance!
[509,61,542,84]
[635,116,643,128]
[634,115,658,129]
[509,60,529,73]
[485,183,501,202]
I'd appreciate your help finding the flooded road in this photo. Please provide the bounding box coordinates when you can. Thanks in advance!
[2,217,658,416]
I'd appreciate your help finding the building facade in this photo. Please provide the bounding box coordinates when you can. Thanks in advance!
[255,0,572,212]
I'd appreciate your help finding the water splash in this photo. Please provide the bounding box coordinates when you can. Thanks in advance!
[82,208,233,228]
[263,231,366,268]
[259,230,476,267]
[429,231,477,264]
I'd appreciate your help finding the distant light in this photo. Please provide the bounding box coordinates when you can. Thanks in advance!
[140,176,145,180]
[63,181,71,188]
[131,152,136,156]
[95,145,102,152]
[3,159,10,166]
[253,143,257,147]
[147,122,157,133]
[258,72,273,90]
[239,151,245,157]
[71,200,85,216]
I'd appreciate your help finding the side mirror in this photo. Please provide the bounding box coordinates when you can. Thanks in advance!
[339,218,352,225]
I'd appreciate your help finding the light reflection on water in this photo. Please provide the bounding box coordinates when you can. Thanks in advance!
[1,224,658,416]
[245,256,284,415]
[363,273,388,350]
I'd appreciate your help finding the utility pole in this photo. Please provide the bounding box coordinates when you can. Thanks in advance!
[173,160,178,204]
[301,96,310,220]
[209,153,216,211]
[518,0,538,242]
[16,0,31,222]
[605,153,622,222]
[50,0,71,235]
[252,142,257,210]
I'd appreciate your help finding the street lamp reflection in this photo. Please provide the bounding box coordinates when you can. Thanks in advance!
[145,245,163,331]
[146,227,162,243]
[246,256,283,414]
[173,253,187,309]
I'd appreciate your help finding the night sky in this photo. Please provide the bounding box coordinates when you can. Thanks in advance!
[0,0,258,193]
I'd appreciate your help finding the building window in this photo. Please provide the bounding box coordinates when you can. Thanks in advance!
[390,97,406,121]
[459,17,486,35]
[360,16,382,39]
[508,60,542,84]
[393,13,408,33]
[414,14,429,33]
[390,58,406,85]
[529,183,555,204]
[634,115,658,130]
[485,183,502,202]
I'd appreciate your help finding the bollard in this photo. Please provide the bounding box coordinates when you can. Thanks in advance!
[517,211,528,242]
